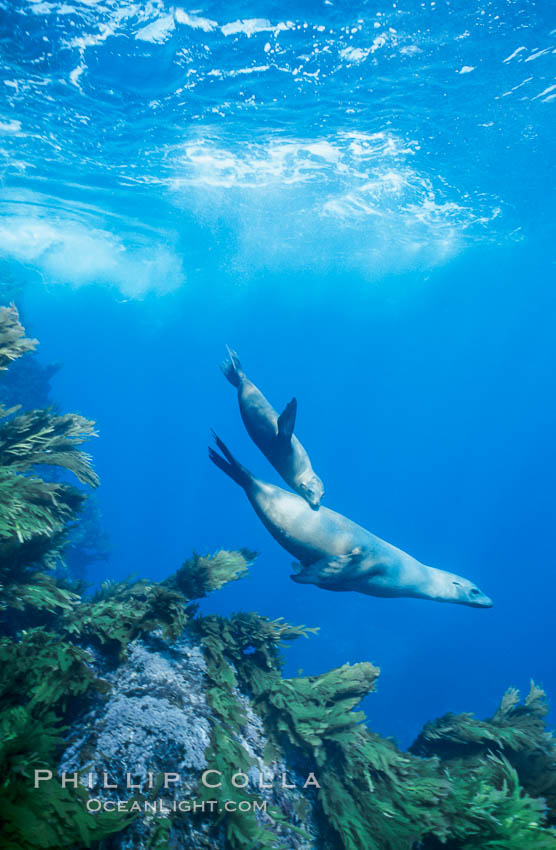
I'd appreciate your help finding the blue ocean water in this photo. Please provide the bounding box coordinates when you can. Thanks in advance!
[0,0,554,747]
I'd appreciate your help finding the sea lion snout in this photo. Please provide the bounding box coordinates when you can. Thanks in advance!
[451,579,493,608]
[299,474,324,509]
[470,592,493,609]
[466,585,493,608]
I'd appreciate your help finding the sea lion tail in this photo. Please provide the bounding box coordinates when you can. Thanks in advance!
[209,430,251,488]
[220,345,243,387]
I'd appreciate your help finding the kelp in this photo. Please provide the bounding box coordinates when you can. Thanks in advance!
[251,662,379,758]
[3,549,556,850]
[0,449,87,629]
[0,467,83,544]
[198,610,318,681]
[0,305,100,617]
[0,307,272,848]
[0,572,79,617]
[0,619,131,849]
[0,705,133,850]
[437,754,556,850]
[0,304,135,848]
[196,611,442,850]
[0,405,98,578]
[0,407,99,487]
[164,548,256,600]
[412,682,552,759]
[0,304,36,372]
[0,627,133,849]
[412,681,556,827]
[195,609,556,850]
[144,817,173,850]
[63,550,254,658]
[64,579,191,657]
[197,612,313,850]
[0,630,108,715]
[0,626,132,849]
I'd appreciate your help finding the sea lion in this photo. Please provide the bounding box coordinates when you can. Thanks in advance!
[220,347,324,509]
[209,434,492,608]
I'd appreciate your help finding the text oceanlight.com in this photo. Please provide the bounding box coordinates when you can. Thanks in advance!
[87,798,269,814]
[32,768,322,815]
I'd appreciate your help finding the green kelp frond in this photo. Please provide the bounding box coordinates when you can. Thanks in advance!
[0,468,83,544]
[444,754,556,849]
[0,779,134,850]
[493,680,550,741]
[198,610,312,850]
[268,617,320,644]
[249,663,555,850]
[0,572,79,616]
[65,578,190,656]
[0,630,107,715]
[64,550,265,659]
[197,611,319,690]
[258,663,379,761]
[0,308,98,589]
[198,611,374,747]
[493,683,556,819]
[0,304,36,371]
[317,737,447,850]
[198,727,283,850]
[0,705,133,850]
[413,710,515,757]
[0,407,99,487]
[251,662,448,850]
[411,682,556,824]
[413,682,551,758]
[164,549,255,599]
[0,468,84,604]
[196,609,457,850]
[0,705,61,783]
[196,608,550,850]
[0,629,131,848]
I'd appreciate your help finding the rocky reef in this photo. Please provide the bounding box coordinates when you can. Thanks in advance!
[1,303,556,850]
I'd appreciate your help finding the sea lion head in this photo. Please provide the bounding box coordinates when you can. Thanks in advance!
[298,473,324,509]
[450,577,493,608]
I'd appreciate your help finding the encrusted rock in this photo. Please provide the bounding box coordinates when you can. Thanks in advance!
[59,629,320,849]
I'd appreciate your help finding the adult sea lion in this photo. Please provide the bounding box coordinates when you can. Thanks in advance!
[209,434,492,608]
[220,347,324,509]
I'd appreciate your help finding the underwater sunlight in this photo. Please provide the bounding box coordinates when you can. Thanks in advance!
[0,0,555,847]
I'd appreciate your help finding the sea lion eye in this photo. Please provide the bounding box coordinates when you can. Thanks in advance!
[470,588,479,596]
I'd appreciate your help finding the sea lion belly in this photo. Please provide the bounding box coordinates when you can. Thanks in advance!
[247,480,367,565]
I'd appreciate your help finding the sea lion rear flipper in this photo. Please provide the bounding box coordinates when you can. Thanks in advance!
[277,397,297,443]
[220,346,243,388]
[208,431,252,489]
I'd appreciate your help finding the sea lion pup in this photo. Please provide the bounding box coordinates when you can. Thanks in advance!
[209,434,492,608]
[220,346,324,509]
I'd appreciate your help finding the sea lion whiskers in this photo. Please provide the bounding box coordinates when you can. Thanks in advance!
[418,566,493,608]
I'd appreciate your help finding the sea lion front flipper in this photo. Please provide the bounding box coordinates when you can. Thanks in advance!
[277,397,297,443]
[291,549,365,586]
